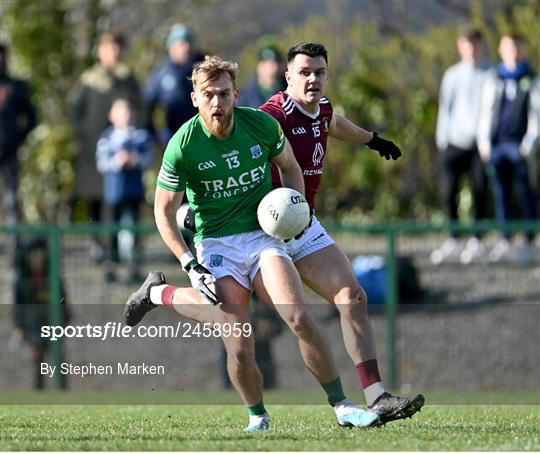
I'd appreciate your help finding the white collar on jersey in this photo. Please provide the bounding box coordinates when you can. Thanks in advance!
[285,88,320,119]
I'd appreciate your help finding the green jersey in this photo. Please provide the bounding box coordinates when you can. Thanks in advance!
[157,107,285,242]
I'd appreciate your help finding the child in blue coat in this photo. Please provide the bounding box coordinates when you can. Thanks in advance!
[96,98,153,282]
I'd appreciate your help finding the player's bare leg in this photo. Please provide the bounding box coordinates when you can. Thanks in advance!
[255,255,337,384]
[295,244,377,364]
[254,255,379,428]
[169,286,215,324]
[295,244,425,422]
[214,276,263,407]
[125,272,268,430]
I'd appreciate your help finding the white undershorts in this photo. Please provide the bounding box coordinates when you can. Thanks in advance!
[285,215,336,262]
[195,229,290,290]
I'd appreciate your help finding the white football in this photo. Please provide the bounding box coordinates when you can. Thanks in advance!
[176,203,191,229]
[257,188,310,240]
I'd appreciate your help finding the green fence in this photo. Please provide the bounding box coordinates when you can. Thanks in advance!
[1,219,539,390]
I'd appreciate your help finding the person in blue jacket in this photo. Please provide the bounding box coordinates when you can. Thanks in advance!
[97,98,153,282]
[477,34,539,265]
[238,45,286,108]
[144,24,204,146]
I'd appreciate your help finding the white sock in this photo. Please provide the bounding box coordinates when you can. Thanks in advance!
[364,382,386,406]
[149,284,168,305]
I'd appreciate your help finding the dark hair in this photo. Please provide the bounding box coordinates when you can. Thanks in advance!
[503,32,525,43]
[99,32,126,48]
[287,42,328,64]
[458,25,483,43]
[15,236,48,270]
[0,42,7,56]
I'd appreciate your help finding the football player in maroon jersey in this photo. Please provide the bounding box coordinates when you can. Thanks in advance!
[257,42,424,423]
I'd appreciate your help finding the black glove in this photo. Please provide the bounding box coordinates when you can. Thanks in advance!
[184,207,196,233]
[367,132,402,160]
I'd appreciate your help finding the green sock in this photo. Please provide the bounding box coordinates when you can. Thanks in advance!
[321,377,347,407]
[247,400,267,416]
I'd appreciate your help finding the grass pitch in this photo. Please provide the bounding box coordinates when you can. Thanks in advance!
[1,395,539,451]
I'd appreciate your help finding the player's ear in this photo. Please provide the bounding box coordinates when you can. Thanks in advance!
[233,88,239,104]
[191,91,198,108]
[285,70,291,86]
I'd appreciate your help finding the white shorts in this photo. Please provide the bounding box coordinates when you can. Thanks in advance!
[285,215,335,262]
[195,230,290,290]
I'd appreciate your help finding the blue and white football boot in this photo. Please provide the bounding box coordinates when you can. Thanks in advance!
[244,413,270,432]
[334,400,380,428]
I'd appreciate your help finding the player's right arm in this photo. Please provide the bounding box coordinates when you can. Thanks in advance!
[155,134,192,259]
[156,131,219,304]
[154,187,191,260]
[154,186,219,305]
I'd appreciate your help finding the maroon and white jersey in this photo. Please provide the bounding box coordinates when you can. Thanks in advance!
[260,91,333,210]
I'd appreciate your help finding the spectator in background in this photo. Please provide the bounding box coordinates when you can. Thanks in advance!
[144,24,204,146]
[12,237,70,390]
[0,43,37,263]
[70,32,143,262]
[431,27,491,265]
[96,98,153,283]
[238,45,286,108]
[478,34,539,265]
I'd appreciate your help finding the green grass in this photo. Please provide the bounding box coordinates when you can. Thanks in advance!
[3,389,539,405]
[1,398,539,451]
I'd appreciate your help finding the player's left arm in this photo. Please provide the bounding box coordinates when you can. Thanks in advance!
[329,113,402,160]
[270,139,305,197]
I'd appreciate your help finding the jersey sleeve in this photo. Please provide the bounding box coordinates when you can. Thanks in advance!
[260,110,285,158]
[259,100,287,128]
[156,135,187,192]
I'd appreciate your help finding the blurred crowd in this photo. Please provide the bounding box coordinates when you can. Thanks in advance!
[1,25,537,273]
[432,27,539,266]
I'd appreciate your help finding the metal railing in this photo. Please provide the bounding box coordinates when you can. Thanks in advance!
[2,219,539,389]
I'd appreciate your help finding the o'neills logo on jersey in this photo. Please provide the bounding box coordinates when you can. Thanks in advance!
[312,142,325,166]
[201,163,267,199]
[292,127,307,135]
